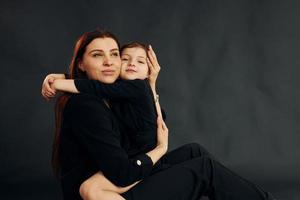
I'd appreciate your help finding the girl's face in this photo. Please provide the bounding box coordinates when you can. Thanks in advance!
[79,37,121,83]
[120,47,149,80]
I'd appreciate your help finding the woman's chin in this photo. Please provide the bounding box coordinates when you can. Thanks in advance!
[98,76,119,84]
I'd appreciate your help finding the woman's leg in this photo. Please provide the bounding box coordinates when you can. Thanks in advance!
[122,156,275,200]
[160,143,215,166]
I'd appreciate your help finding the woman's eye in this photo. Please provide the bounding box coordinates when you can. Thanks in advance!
[92,54,102,57]
[112,52,119,57]
[138,61,145,64]
[122,58,128,61]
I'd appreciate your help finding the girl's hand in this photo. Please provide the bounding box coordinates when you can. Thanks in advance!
[156,116,169,153]
[147,45,161,87]
[41,73,65,100]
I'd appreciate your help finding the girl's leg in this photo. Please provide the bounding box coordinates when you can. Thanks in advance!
[81,189,125,200]
[79,171,138,200]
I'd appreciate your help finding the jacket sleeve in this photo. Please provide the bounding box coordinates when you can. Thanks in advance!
[68,94,154,187]
[74,79,147,101]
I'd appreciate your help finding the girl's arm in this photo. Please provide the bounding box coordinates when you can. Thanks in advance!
[74,79,145,100]
[41,73,66,100]
[51,79,79,94]
[51,78,146,101]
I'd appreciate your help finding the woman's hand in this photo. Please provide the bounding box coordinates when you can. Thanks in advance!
[156,116,169,153]
[41,73,65,100]
[147,45,161,88]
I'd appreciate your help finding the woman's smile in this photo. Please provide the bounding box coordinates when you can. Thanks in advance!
[102,69,117,76]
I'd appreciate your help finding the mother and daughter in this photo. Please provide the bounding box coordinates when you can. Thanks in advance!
[41,29,276,200]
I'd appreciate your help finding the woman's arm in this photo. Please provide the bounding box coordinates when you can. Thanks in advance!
[78,116,168,198]
[70,95,168,187]
[146,116,168,162]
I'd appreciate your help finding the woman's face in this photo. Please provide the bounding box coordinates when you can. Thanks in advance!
[79,37,121,83]
[120,47,149,80]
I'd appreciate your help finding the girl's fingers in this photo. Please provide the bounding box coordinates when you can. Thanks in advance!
[45,91,53,98]
[147,46,160,71]
[147,58,155,72]
[149,45,158,61]
[147,50,156,65]
[45,82,55,94]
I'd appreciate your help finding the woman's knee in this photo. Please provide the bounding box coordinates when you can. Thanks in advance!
[186,142,211,157]
[189,142,218,161]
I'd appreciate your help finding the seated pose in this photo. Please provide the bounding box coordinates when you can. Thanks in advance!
[42,29,276,200]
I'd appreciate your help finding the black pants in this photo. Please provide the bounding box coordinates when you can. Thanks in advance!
[121,143,274,200]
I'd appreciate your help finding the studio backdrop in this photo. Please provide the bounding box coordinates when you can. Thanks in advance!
[1,0,299,199]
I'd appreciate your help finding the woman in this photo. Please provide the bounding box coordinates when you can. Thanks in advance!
[42,29,276,200]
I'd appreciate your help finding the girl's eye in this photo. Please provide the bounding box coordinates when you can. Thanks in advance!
[122,58,129,61]
[138,61,145,64]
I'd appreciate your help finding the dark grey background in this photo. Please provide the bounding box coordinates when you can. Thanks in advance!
[1,0,299,199]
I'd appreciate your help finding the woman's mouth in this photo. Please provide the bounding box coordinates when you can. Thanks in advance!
[102,69,116,76]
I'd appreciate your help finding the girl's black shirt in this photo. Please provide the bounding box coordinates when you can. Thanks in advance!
[74,79,165,156]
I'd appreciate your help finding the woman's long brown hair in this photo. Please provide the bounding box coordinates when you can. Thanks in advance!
[52,29,120,177]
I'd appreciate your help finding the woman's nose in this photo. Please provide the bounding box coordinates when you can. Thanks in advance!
[103,56,113,66]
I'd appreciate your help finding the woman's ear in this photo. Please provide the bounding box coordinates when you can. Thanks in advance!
[78,60,85,72]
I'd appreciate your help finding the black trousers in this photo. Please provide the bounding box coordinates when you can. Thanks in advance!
[121,143,275,200]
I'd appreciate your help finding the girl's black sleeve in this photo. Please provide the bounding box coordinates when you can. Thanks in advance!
[74,79,146,100]
[68,94,154,187]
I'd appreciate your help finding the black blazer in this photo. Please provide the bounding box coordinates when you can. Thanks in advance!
[59,93,154,200]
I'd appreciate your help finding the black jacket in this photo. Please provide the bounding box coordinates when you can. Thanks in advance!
[59,93,154,200]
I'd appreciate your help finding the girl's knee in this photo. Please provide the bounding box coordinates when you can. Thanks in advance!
[79,180,101,200]
[79,181,90,200]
